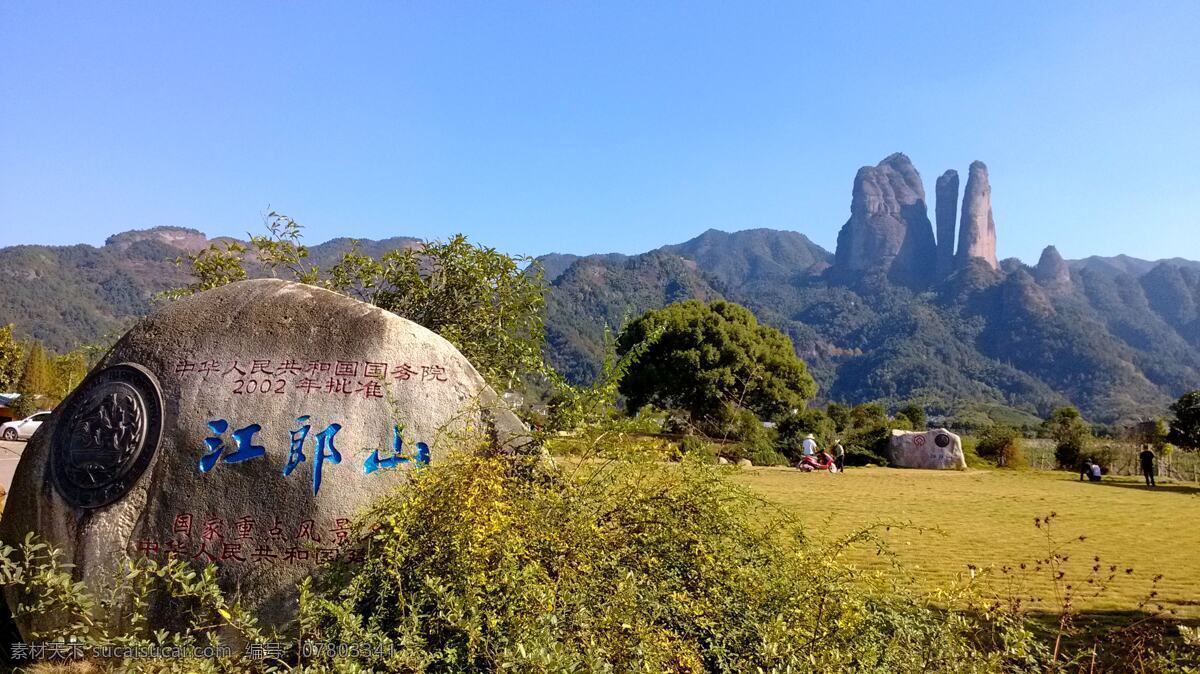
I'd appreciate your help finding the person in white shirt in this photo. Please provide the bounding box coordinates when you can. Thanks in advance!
[801,434,817,457]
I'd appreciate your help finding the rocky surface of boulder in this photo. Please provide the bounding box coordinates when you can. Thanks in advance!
[0,278,529,637]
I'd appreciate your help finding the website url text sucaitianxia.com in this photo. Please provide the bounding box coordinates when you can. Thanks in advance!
[10,641,395,660]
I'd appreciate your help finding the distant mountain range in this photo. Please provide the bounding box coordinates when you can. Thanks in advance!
[3,154,1199,424]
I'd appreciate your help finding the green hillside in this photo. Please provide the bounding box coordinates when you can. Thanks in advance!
[2,224,1199,424]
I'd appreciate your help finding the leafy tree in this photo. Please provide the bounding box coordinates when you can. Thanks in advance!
[1044,406,1091,468]
[160,240,249,300]
[11,341,54,416]
[976,425,1025,468]
[897,403,926,430]
[1126,417,1168,449]
[616,300,817,430]
[776,407,836,460]
[51,349,89,401]
[1168,390,1200,450]
[324,235,546,391]
[166,214,547,391]
[850,402,888,428]
[250,212,321,284]
[0,324,23,391]
[825,402,851,433]
[18,341,54,399]
[718,407,782,463]
[9,389,37,418]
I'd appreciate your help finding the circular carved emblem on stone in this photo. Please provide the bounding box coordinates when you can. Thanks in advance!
[934,433,951,448]
[51,363,164,509]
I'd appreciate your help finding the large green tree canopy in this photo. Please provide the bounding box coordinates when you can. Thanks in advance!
[616,300,816,425]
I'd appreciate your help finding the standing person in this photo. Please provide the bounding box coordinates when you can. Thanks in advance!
[833,440,845,473]
[1089,461,1102,482]
[802,433,817,458]
[1080,457,1094,482]
[1139,445,1157,487]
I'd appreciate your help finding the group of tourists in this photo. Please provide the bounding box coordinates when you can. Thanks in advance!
[797,434,844,472]
[1079,446,1159,487]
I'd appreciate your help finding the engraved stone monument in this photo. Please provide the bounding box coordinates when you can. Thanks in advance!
[0,278,529,637]
[888,428,967,470]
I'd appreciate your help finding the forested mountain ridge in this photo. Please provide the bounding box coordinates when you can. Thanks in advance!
[3,154,1199,424]
[541,232,1200,424]
[540,154,1200,424]
[0,226,421,352]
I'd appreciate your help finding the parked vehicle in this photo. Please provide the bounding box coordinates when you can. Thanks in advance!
[797,452,838,473]
[1,411,52,441]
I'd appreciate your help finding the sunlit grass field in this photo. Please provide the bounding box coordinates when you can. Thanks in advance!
[734,466,1200,620]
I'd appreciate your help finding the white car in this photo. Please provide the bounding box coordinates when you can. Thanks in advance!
[1,411,52,441]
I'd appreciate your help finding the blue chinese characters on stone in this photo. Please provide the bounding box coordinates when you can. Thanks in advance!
[311,422,342,496]
[227,424,266,463]
[283,416,311,477]
[199,420,265,472]
[198,419,228,473]
[363,425,430,475]
[199,416,432,494]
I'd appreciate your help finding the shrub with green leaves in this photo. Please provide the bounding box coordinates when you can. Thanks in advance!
[677,434,716,463]
[976,425,1025,468]
[1044,406,1091,469]
[299,453,1006,672]
[0,534,288,673]
[7,455,1195,672]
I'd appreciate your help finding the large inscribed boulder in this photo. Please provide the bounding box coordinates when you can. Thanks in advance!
[0,278,529,637]
[888,428,966,470]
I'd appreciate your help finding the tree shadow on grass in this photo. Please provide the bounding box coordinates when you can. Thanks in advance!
[1089,479,1200,497]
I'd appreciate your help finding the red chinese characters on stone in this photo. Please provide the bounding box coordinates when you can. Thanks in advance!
[172,357,451,397]
[173,513,193,537]
[201,517,224,541]
[234,516,255,540]
[390,364,417,381]
[144,512,366,567]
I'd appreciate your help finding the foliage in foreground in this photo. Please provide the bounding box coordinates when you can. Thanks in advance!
[300,453,1007,673]
[4,455,1196,673]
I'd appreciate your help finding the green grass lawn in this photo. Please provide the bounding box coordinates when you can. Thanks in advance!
[734,466,1200,620]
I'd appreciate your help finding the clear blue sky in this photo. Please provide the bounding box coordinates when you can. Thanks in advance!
[2,2,1197,262]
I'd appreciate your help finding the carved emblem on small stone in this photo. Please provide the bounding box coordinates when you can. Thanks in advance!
[51,363,163,509]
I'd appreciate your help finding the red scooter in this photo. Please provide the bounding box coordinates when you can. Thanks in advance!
[798,452,837,472]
